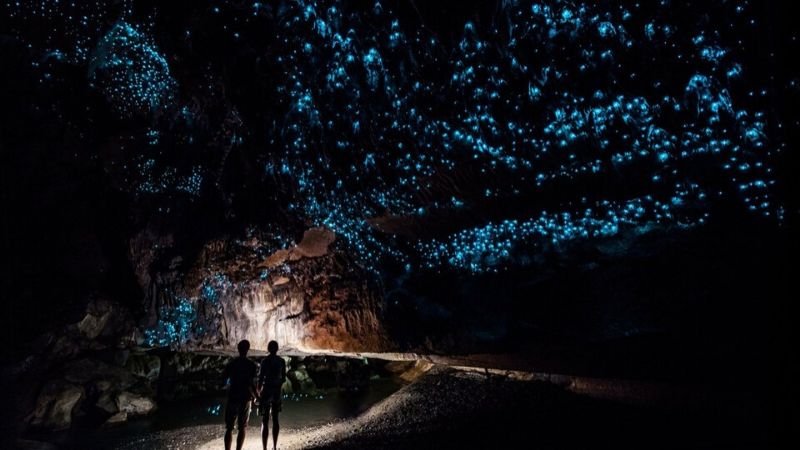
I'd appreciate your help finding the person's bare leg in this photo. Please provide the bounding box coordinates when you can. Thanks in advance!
[224,428,233,450]
[261,413,270,450]
[272,410,280,450]
[236,425,246,450]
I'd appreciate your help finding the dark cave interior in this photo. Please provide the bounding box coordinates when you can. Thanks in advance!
[1,1,798,449]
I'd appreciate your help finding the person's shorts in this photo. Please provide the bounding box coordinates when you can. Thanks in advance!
[258,387,282,415]
[225,397,252,431]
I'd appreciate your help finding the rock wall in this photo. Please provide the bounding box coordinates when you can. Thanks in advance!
[130,226,391,353]
[214,254,389,352]
[7,298,155,432]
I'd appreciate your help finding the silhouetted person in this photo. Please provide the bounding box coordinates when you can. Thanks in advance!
[258,340,286,450]
[222,340,258,450]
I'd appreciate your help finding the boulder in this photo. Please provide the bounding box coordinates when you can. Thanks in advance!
[104,411,128,426]
[76,298,131,340]
[287,366,317,394]
[90,378,120,415]
[384,360,416,375]
[292,227,335,259]
[256,228,333,269]
[28,380,84,430]
[125,353,161,381]
[49,334,86,361]
[115,391,156,416]
[77,312,111,340]
[396,360,434,383]
[96,392,118,415]
[280,379,293,395]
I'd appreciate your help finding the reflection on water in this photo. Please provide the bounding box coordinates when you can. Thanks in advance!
[60,379,400,449]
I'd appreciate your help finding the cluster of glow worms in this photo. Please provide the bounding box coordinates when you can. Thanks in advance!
[4,0,785,276]
[143,272,232,346]
[129,158,204,196]
[419,195,704,272]
[261,0,782,272]
[88,21,176,117]
[143,297,198,347]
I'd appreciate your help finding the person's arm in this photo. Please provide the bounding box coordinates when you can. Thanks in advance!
[280,358,287,384]
[258,358,267,394]
[249,362,258,400]
[220,362,230,389]
[257,360,265,392]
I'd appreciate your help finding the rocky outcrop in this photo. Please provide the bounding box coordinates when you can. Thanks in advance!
[257,228,337,267]
[115,391,157,416]
[10,296,157,432]
[96,390,159,426]
[25,354,160,429]
[287,364,318,395]
[217,261,388,353]
[131,225,391,354]
[384,360,433,384]
[27,380,84,431]
[125,353,161,381]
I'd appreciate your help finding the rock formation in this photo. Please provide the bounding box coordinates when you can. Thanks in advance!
[131,225,390,353]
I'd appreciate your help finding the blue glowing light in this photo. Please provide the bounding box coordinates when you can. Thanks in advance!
[88,21,176,117]
[6,0,785,278]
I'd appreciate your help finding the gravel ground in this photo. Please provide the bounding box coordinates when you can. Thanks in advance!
[117,425,222,450]
[113,366,769,450]
[195,366,770,450]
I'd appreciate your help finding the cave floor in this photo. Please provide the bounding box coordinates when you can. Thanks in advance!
[41,379,397,450]
[105,367,771,450]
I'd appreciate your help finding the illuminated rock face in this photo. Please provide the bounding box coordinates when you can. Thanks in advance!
[218,276,387,352]
[132,226,390,353]
[221,285,307,351]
